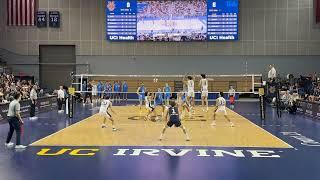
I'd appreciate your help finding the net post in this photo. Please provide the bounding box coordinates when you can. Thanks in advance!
[259,87,266,120]
[80,75,83,92]
[251,75,255,93]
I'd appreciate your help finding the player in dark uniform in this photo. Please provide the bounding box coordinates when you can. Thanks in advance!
[159,100,190,141]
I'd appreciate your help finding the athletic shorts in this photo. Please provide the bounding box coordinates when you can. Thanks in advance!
[167,120,181,127]
[146,105,155,112]
[187,91,195,98]
[99,111,112,119]
[215,107,227,115]
[201,91,208,97]
[139,95,145,101]
[164,93,171,100]
[92,91,97,96]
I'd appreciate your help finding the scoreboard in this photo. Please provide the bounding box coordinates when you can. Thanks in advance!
[106,0,239,41]
[207,0,239,40]
[106,0,137,41]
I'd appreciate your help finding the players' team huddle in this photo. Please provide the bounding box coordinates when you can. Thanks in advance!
[98,74,236,141]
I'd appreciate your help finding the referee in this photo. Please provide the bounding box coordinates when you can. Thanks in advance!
[5,93,27,149]
[29,85,38,120]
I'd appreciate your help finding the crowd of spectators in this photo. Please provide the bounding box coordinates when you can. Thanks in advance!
[137,32,207,41]
[0,73,43,104]
[266,65,319,113]
[138,0,206,19]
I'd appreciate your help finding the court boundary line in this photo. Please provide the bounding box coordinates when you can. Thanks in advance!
[30,106,292,148]
[28,144,294,148]
[229,109,294,148]
[29,114,98,146]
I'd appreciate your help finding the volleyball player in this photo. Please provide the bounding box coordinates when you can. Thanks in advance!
[199,74,209,112]
[154,88,165,119]
[184,75,195,114]
[211,92,234,127]
[103,82,108,99]
[228,85,236,109]
[163,83,171,105]
[97,81,103,101]
[99,96,117,131]
[114,81,120,103]
[92,81,98,103]
[144,92,156,121]
[107,81,113,99]
[177,91,190,119]
[136,82,146,110]
[122,81,128,101]
[159,100,190,141]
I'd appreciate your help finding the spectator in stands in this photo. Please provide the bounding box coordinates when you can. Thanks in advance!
[268,64,277,82]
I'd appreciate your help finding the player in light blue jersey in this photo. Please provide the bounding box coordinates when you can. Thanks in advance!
[177,91,190,119]
[107,81,113,99]
[122,81,128,101]
[136,82,146,110]
[97,81,103,100]
[163,83,171,106]
[114,81,120,103]
[154,88,166,119]
[103,82,108,98]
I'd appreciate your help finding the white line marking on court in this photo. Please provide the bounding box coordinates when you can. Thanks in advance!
[230,109,294,148]
[29,114,98,146]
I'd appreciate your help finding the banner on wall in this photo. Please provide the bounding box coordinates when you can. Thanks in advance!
[0,96,57,123]
[296,100,320,119]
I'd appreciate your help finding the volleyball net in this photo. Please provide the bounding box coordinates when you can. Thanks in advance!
[71,74,263,101]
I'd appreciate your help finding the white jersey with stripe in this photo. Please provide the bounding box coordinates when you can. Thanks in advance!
[216,97,226,107]
[229,88,236,97]
[200,79,208,91]
[187,80,194,92]
[145,96,152,108]
[99,99,111,113]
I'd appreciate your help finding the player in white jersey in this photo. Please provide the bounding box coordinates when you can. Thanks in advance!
[211,92,234,127]
[144,92,156,121]
[199,74,209,112]
[92,81,98,103]
[99,96,117,131]
[184,75,195,111]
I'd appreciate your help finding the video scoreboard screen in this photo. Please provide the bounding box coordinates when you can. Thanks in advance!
[106,0,238,41]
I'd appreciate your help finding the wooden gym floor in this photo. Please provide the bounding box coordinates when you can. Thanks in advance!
[30,106,292,148]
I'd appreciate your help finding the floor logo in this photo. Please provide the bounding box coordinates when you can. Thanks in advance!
[281,132,320,146]
[36,148,282,158]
